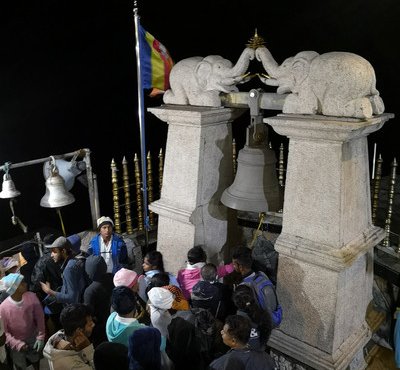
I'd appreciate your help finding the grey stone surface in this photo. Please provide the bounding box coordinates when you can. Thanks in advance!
[148,105,240,274]
[265,113,393,369]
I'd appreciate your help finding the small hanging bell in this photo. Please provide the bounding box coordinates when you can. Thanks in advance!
[40,158,75,208]
[0,173,21,199]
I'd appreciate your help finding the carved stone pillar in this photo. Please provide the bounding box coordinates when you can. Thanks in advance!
[148,105,242,274]
[265,113,393,370]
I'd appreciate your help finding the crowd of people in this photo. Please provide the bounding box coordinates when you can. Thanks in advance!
[0,216,280,370]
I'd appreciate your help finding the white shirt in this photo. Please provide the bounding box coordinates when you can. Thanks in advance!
[100,235,113,273]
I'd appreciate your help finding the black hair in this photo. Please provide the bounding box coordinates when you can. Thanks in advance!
[145,251,165,272]
[224,315,251,345]
[232,246,253,269]
[150,272,170,287]
[232,284,273,345]
[146,272,170,296]
[60,304,92,337]
[111,286,137,316]
[201,263,217,282]
[187,245,207,264]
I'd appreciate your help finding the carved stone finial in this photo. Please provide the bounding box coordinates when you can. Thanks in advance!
[246,29,266,49]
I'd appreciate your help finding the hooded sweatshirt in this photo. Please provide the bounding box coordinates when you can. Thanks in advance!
[106,312,146,346]
[83,255,114,347]
[43,330,94,370]
[191,280,231,320]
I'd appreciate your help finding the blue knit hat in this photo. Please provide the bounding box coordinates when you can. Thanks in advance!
[67,234,81,254]
[1,273,24,295]
[128,327,161,370]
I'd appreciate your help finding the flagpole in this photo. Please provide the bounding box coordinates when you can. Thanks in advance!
[133,2,149,249]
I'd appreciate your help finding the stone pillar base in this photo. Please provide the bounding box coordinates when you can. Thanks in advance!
[270,322,369,370]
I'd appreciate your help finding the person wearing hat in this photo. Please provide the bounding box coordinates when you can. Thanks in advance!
[88,216,128,275]
[0,273,45,370]
[0,257,19,276]
[0,256,21,305]
[147,287,175,338]
[40,236,87,306]
[113,268,150,325]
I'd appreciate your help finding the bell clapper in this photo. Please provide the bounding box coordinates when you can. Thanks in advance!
[57,208,67,237]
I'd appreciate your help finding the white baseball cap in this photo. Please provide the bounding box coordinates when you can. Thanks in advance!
[97,216,114,229]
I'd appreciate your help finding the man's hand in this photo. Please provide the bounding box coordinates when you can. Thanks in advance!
[40,282,53,295]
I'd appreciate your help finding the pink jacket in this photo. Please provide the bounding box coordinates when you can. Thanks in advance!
[0,292,46,351]
[177,262,234,300]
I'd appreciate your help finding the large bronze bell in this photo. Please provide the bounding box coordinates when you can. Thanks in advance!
[221,122,281,213]
[0,173,21,199]
[221,145,281,213]
[40,159,75,208]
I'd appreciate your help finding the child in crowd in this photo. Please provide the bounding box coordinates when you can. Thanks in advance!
[148,273,189,311]
[177,246,234,300]
[106,286,147,346]
[147,287,175,338]
[0,256,21,304]
[138,251,179,302]
[191,263,234,321]
[114,268,150,324]
[0,273,45,370]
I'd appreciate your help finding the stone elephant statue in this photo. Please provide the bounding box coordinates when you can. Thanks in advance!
[256,47,385,119]
[163,48,254,107]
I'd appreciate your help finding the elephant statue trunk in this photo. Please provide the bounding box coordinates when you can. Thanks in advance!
[163,48,254,107]
[255,47,279,78]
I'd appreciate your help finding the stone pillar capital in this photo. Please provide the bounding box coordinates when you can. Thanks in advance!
[265,113,393,143]
[148,105,246,127]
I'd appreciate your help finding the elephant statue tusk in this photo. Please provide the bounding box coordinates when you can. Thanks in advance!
[258,73,271,79]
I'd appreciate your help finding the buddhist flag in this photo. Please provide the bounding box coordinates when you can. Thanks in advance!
[138,24,174,97]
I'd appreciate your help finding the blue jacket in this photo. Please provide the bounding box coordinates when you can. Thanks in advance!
[55,258,86,304]
[88,233,128,275]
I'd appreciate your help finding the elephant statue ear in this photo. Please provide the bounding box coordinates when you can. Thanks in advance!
[292,51,319,89]
[195,61,212,90]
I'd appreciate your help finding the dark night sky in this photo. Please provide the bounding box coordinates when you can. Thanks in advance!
[0,0,399,242]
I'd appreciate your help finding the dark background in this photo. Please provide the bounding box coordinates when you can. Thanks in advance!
[0,0,399,242]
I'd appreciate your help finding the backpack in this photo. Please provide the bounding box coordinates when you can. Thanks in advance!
[251,235,279,286]
[192,307,217,365]
[74,252,91,295]
[242,271,282,328]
